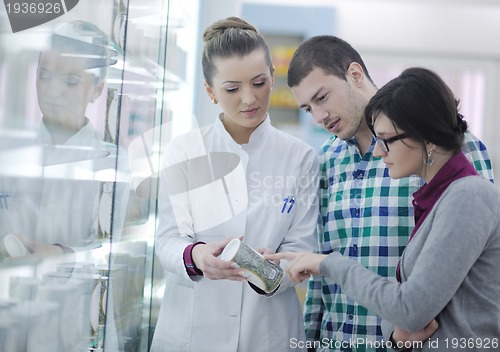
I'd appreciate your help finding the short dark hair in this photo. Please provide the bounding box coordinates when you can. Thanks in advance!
[365,67,467,153]
[201,16,273,86]
[287,35,373,87]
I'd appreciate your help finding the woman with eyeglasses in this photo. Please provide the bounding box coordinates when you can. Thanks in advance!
[267,67,500,351]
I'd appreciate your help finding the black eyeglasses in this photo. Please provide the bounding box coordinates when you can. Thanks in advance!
[373,133,408,153]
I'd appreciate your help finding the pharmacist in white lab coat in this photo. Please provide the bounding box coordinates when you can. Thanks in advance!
[151,17,319,352]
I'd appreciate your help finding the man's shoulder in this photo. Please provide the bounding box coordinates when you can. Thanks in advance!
[462,130,494,182]
[463,130,488,152]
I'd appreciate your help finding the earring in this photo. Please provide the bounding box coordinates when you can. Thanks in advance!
[424,146,435,166]
[211,97,218,104]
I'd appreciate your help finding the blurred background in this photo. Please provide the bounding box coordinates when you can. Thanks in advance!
[198,0,500,177]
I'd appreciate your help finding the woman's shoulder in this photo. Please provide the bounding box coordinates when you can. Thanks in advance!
[451,175,496,190]
[447,176,500,207]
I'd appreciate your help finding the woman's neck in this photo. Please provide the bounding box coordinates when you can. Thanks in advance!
[221,117,257,145]
[43,116,87,144]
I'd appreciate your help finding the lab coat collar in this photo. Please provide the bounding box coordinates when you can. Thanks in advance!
[215,113,271,148]
[247,114,271,145]
[37,117,103,147]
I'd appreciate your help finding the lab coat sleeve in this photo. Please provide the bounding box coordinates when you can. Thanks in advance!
[154,140,196,282]
[275,148,320,293]
[303,222,326,339]
[304,214,326,339]
[304,151,331,339]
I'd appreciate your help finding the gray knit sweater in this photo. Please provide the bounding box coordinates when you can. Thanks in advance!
[320,176,500,351]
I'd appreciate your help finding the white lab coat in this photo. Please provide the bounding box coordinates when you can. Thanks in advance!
[0,120,130,351]
[0,121,103,245]
[0,120,129,248]
[151,116,319,352]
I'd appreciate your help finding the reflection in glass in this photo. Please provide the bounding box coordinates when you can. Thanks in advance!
[0,19,130,351]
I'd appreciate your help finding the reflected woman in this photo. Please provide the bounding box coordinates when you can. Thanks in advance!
[0,21,123,255]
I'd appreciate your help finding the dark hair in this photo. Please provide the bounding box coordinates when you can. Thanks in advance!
[365,67,467,153]
[202,16,273,86]
[287,35,373,87]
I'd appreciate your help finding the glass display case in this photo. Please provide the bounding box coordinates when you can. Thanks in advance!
[0,0,200,351]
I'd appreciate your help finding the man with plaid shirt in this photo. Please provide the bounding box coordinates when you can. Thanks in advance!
[287,35,494,351]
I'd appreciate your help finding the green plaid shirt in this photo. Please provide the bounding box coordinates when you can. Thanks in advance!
[305,131,494,352]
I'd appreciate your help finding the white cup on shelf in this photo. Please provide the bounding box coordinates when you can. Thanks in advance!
[0,233,27,261]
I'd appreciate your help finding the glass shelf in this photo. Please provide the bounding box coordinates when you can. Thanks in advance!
[0,0,200,351]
